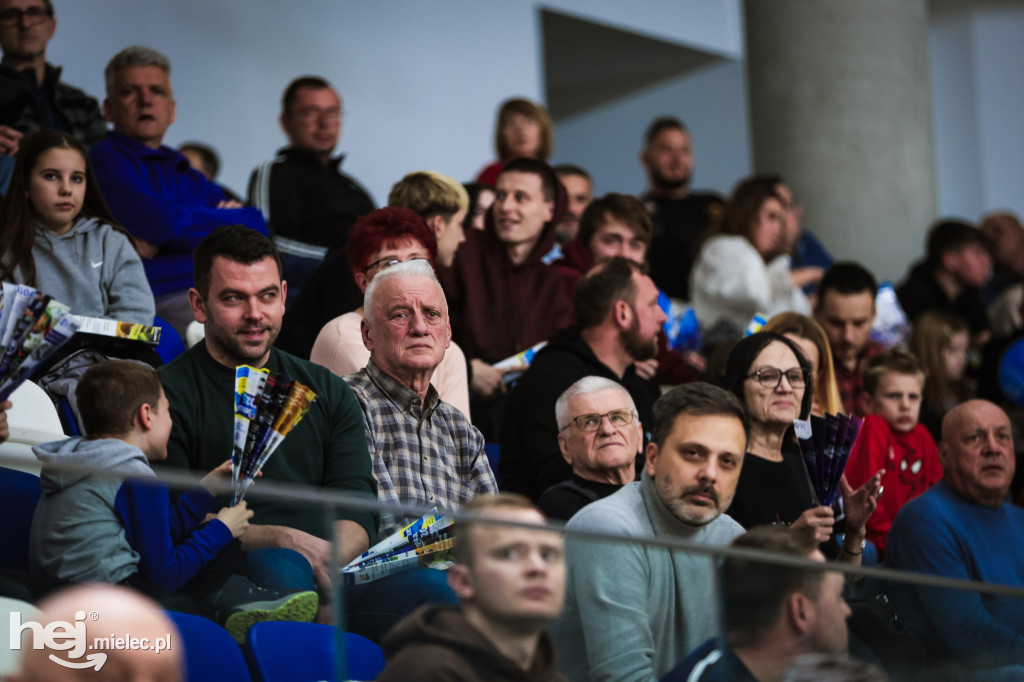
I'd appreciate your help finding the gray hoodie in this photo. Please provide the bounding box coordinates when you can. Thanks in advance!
[30,436,154,584]
[16,217,155,324]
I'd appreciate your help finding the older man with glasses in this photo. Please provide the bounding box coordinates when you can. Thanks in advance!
[539,376,643,520]
[0,0,106,160]
[500,256,665,502]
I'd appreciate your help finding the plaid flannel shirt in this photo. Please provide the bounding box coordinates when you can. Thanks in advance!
[835,340,884,416]
[345,361,497,534]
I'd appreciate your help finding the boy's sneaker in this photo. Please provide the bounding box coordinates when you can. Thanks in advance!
[208,575,318,643]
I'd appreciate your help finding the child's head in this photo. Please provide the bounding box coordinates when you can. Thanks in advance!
[909,312,971,415]
[909,311,969,382]
[76,360,172,461]
[862,349,926,433]
[0,130,120,285]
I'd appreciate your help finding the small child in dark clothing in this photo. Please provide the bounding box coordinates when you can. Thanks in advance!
[29,360,317,641]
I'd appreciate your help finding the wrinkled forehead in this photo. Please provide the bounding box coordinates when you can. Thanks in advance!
[374,273,447,308]
[114,64,172,90]
[946,399,1011,446]
[568,386,634,416]
[951,403,1011,437]
[751,339,800,370]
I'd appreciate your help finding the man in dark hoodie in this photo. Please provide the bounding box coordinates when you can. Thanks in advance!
[376,493,565,682]
[896,219,992,347]
[499,258,664,500]
[552,192,701,387]
[438,157,573,426]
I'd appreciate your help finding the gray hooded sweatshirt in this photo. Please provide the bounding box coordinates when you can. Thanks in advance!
[15,217,155,324]
[29,436,153,584]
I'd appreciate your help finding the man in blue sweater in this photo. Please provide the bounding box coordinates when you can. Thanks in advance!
[90,45,267,337]
[886,399,1024,679]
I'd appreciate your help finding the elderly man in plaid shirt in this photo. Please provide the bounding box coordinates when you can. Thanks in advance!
[344,258,497,535]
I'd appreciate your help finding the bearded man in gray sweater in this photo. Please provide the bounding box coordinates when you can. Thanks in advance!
[550,382,749,682]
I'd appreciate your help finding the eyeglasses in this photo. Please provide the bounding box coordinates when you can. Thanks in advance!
[364,256,430,274]
[746,367,807,389]
[0,6,52,25]
[292,107,342,124]
[560,409,635,433]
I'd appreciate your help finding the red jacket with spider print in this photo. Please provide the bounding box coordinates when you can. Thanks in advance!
[844,413,943,558]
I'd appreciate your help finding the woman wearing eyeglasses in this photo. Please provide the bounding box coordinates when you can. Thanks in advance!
[720,332,881,563]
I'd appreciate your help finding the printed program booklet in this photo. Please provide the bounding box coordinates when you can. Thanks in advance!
[341,512,455,585]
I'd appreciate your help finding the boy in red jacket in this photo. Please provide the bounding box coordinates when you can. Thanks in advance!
[844,349,942,557]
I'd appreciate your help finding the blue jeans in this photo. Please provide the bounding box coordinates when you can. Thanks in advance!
[246,548,456,643]
[344,567,457,643]
[248,547,316,592]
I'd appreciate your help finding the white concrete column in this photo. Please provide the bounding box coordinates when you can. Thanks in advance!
[744,0,937,282]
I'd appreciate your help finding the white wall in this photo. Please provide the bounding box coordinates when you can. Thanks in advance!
[554,59,751,197]
[48,0,743,203]
[972,6,1024,216]
[930,1,1024,221]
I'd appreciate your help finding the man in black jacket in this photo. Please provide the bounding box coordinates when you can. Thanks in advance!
[0,0,106,157]
[248,76,374,306]
[499,257,663,500]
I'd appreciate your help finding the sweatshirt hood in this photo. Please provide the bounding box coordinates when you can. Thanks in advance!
[382,604,560,679]
[482,159,568,267]
[34,436,155,493]
[34,215,103,241]
[552,238,593,275]
[33,216,104,264]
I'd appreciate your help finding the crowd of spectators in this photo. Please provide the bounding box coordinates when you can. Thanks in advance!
[2,2,1024,680]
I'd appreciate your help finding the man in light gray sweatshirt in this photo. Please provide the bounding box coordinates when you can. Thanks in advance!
[549,382,750,682]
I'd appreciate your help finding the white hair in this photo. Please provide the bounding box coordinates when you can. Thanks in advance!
[555,376,636,430]
[363,259,445,323]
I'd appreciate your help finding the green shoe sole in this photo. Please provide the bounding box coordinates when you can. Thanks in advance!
[224,590,319,643]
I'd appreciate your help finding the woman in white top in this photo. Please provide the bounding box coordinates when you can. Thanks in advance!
[690,175,811,337]
[311,176,471,417]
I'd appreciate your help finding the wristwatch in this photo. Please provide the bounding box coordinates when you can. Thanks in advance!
[843,537,866,556]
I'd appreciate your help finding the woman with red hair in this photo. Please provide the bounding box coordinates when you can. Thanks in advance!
[310,207,471,417]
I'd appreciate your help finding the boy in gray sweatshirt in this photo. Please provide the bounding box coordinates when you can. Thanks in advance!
[30,360,317,641]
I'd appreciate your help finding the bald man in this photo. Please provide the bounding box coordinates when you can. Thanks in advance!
[886,400,1024,679]
[12,584,182,681]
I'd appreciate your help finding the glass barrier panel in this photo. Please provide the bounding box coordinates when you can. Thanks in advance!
[4,455,1023,682]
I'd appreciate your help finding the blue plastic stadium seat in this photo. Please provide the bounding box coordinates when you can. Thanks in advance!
[0,467,42,571]
[245,621,386,681]
[166,611,252,682]
[484,442,500,481]
[153,316,186,364]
